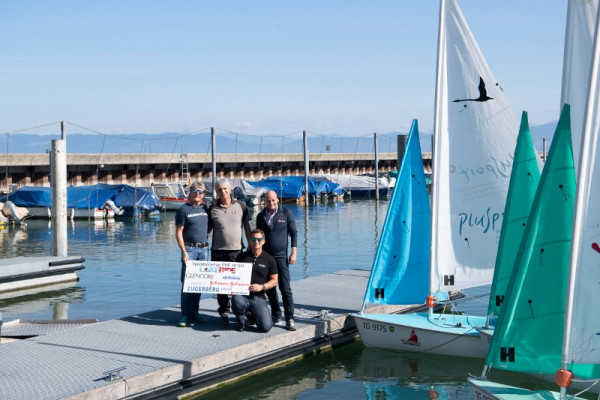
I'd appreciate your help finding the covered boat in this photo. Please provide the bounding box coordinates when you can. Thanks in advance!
[311,174,390,198]
[0,184,165,219]
[246,176,343,201]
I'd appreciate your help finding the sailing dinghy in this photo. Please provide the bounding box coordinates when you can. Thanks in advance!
[354,0,519,358]
[477,111,541,351]
[470,3,600,395]
[469,88,600,400]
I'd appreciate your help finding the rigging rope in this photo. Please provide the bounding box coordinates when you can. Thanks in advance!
[0,121,61,135]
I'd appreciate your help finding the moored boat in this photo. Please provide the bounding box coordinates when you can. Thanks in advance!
[0,184,164,219]
[150,181,189,210]
[355,0,520,359]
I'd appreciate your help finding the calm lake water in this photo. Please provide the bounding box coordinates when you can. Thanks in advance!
[0,199,387,321]
[0,199,577,399]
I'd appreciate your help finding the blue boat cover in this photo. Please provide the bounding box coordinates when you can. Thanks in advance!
[247,176,343,199]
[0,184,164,217]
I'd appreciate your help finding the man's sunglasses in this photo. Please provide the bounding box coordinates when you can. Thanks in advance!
[250,238,263,242]
[190,188,205,194]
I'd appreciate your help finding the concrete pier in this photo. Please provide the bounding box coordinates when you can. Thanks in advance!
[0,269,417,400]
[0,152,425,189]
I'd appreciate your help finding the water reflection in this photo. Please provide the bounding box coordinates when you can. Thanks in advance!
[0,283,84,320]
[189,341,580,400]
[303,206,309,279]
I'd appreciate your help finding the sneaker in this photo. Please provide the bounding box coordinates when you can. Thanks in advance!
[220,314,230,325]
[236,323,245,332]
[177,315,188,328]
[286,319,297,331]
[272,315,283,326]
[194,313,208,324]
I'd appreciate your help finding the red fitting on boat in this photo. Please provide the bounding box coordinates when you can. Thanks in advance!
[426,295,437,308]
[555,369,573,388]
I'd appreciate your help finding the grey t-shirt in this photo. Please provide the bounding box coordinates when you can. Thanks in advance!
[208,200,250,251]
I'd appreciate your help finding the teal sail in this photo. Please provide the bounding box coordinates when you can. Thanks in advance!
[486,111,541,318]
[485,105,578,375]
[361,119,429,307]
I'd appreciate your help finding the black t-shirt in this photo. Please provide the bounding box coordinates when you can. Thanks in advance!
[236,250,278,298]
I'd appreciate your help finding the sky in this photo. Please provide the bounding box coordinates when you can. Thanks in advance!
[0,1,569,137]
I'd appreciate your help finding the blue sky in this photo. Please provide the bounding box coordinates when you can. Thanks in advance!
[0,1,567,136]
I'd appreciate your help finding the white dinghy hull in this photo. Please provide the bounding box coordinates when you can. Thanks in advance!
[468,378,566,400]
[354,312,487,359]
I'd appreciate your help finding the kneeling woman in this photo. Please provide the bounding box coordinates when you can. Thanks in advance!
[232,229,278,332]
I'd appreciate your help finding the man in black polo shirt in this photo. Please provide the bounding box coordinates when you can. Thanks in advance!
[232,229,278,332]
[256,190,298,330]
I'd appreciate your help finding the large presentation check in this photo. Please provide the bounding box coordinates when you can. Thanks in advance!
[183,260,252,295]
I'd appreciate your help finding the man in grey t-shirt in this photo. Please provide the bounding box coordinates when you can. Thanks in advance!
[208,179,252,324]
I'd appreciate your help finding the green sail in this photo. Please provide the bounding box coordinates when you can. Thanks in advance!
[486,105,575,375]
[486,111,541,317]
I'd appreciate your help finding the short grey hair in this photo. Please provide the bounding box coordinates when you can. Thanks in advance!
[215,178,231,190]
[190,181,206,190]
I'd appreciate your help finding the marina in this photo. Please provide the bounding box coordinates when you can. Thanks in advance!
[0,202,586,399]
[1,1,599,399]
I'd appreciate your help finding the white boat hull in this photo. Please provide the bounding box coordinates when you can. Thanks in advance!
[477,327,494,353]
[157,198,187,210]
[25,207,113,220]
[353,312,487,358]
[468,378,570,400]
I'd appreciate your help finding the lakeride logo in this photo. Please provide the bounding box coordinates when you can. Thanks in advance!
[401,329,421,347]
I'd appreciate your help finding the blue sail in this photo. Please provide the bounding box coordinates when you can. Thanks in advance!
[362,119,430,306]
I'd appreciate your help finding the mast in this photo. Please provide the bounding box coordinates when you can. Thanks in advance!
[560,5,600,399]
[429,0,446,316]
[560,0,575,107]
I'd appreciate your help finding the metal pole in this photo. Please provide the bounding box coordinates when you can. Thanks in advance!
[61,120,66,140]
[374,132,379,200]
[211,127,217,199]
[542,138,547,162]
[303,130,309,206]
[397,134,408,170]
[51,139,68,257]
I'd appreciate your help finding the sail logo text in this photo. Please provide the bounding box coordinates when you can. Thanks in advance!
[454,155,513,184]
[458,207,502,236]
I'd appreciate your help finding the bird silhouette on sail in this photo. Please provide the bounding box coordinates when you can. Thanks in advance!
[453,77,493,103]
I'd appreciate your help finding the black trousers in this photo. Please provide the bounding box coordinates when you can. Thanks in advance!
[211,249,242,315]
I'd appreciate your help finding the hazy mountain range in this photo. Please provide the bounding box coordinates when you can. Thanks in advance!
[0,122,557,155]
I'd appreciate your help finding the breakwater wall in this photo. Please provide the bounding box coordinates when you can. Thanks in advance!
[0,152,433,189]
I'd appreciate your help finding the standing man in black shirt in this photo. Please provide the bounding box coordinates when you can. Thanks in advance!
[256,190,298,330]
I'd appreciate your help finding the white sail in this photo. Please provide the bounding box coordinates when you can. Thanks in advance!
[430,0,519,294]
[564,4,600,366]
[561,0,598,173]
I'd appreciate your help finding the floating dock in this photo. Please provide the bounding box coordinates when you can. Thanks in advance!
[0,256,85,294]
[0,268,420,399]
